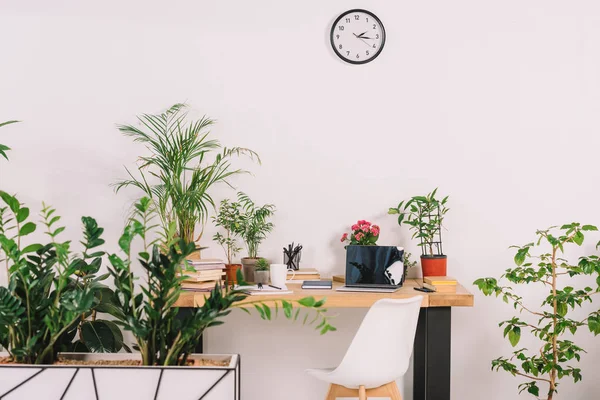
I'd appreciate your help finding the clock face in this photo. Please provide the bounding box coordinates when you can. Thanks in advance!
[330,9,386,64]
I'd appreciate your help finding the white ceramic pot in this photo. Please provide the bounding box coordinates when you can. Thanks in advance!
[0,353,240,400]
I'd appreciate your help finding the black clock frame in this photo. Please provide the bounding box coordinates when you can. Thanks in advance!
[330,8,386,65]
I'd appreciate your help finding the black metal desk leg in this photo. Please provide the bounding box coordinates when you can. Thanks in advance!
[413,307,451,400]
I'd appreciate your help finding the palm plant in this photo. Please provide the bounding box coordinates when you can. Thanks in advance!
[237,192,276,259]
[114,104,259,249]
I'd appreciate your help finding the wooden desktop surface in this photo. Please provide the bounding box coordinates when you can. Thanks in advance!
[174,278,474,308]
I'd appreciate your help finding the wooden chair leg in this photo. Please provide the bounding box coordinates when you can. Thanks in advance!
[386,382,403,400]
[358,385,367,400]
[325,384,336,400]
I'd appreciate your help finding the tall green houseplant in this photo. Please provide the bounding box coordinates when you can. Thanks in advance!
[114,104,259,252]
[474,223,600,400]
[235,192,275,282]
[0,120,19,161]
[388,188,449,276]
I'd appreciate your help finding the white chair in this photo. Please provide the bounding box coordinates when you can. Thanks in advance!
[306,296,423,400]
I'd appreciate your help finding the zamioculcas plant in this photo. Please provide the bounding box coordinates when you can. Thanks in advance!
[0,120,19,161]
[114,104,259,253]
[0,192,125,364]
[107,198,335,366]
[474,223,600,399]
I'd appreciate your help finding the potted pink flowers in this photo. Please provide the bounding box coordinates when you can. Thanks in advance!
[341,220,380,246]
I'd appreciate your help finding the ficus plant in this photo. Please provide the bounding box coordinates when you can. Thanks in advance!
[212,199,243,265]
[114,104,260,251]
[388,188,449,256]
[108,198,335,366]
[0,192,125,364]
[474,223,600,399]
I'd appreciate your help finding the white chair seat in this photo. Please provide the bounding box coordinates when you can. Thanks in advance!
[306,296,423,398]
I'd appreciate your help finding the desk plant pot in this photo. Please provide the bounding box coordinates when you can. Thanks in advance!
[241,257,258,282]
[225,264,242,285]
[421,255,447,277]
[0,353,240,400]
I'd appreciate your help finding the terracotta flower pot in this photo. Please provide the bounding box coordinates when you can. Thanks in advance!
[225,264,242,285]
[421,255,447,277]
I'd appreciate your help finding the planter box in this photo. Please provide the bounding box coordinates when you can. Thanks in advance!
[0,353,240,400]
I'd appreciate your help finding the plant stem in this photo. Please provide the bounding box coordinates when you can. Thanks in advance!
[548,245,558,399]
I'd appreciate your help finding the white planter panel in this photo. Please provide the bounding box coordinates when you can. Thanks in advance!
[0,367,41,395]
[0,353,240,400]
[62,369,97,400]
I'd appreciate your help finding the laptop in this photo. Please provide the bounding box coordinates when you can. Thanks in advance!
[337,246,406,293]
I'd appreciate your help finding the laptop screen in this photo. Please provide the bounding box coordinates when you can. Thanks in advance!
[345,246,406,286]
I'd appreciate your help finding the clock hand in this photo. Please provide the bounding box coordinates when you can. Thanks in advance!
[357,31,368,38]
[357,37,372,48]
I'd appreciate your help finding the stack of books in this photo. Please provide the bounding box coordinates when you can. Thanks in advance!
[423,276,457,293]
[181,258,226,291]
[287,268,320,282]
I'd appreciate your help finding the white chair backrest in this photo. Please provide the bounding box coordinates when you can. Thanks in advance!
[333,296,423,387]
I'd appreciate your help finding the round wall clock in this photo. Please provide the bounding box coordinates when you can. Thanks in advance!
[330,9,386,65]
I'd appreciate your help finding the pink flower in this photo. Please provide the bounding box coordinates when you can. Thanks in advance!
[371,225,380,236]
[340,233,348,242]
[355,232,364,241]
[360,224,370,232]
[357,220,367,225]
[351,224,360,231]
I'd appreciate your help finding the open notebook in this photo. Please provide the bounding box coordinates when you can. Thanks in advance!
[234,285,293,295]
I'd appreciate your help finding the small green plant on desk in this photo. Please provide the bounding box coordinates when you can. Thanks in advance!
[213,199,243,265]
[254,258,269,272]
[108,198,335,366]
[474,223,600,400]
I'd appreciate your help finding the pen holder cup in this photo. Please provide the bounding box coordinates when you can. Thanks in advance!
[284,250,301,271]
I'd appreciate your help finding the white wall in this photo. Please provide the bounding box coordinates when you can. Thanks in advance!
[2,1,600,399]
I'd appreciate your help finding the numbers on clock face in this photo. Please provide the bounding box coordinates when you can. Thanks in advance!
[330,9,386,64]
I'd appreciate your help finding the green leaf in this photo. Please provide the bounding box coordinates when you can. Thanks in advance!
[19,222,36,236]
[16,208,29,223]
[81,320,123,353]
[508,327,521,347]
[581,225,598,231]
[0,191,19,213]
[21,243,43,254]
[298,297,316,308]
[573,231,584,246]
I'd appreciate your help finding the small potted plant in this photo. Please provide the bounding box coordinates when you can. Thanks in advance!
[254,258,270,284]
[388,188,449,276]
[235,192,275,283]
[213,199,244,285]
[340,220,380,246]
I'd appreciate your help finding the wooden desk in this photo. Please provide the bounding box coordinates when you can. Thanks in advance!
[176,278,474,400]
[174,278,474,308]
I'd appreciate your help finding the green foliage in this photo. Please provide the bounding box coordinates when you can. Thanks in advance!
[255,258,269,271]
[235,192,275,258]
[0,120,19,161]
[114,104,260,246]
[388,188,449,256]
[212,199,244,264]
[404,252,418,269]
[474,223,600,399]
[0,193,123,364]
[107,198,334,366]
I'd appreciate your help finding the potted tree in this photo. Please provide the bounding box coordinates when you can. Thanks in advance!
[235,192,275,283]
[114,104,259,258]
[213,199,244,285]
[0,197,336,399]
[388,188,449,276]
[254,258,270,284]
[474,223,600,399]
